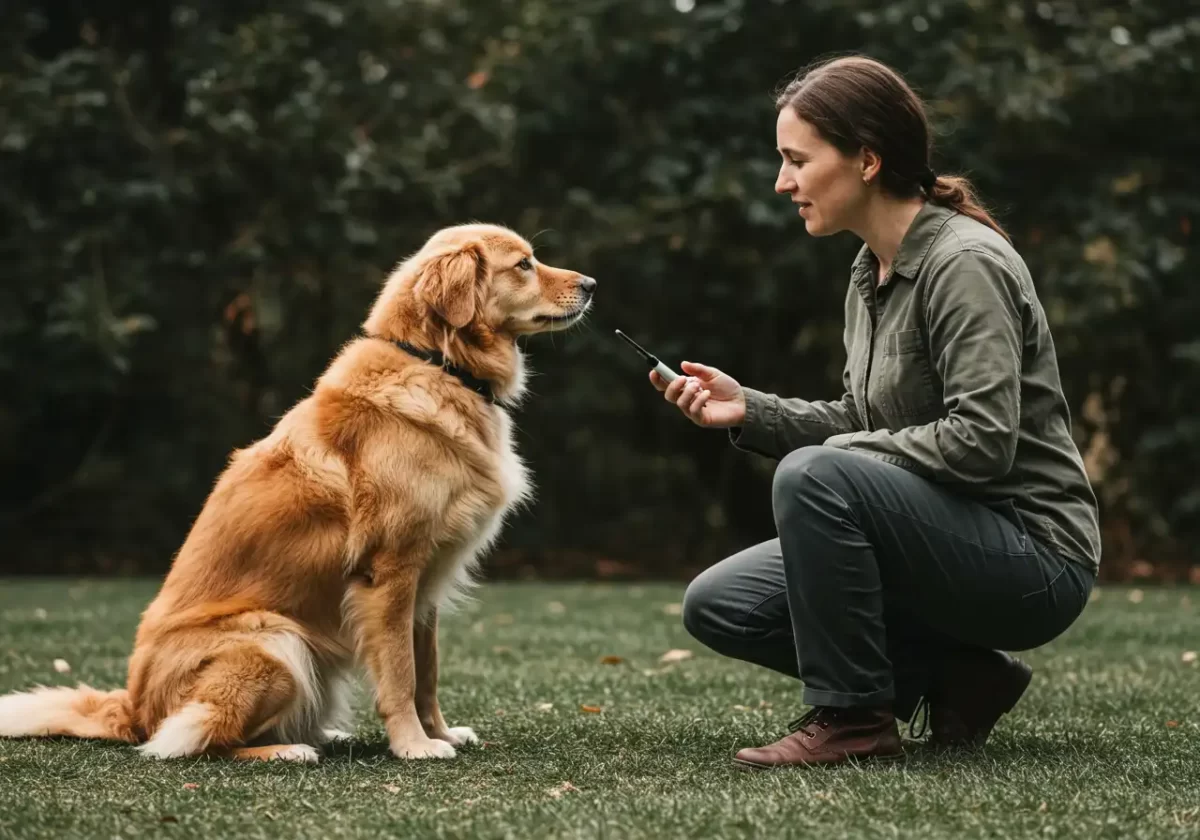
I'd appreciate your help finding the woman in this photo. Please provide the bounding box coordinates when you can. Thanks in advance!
[652,55,1100,769]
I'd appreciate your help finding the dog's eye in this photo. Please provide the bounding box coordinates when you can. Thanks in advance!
[516,257,533,272]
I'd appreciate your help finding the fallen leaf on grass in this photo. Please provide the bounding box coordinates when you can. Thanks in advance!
[1182,651,1197,664]
[160,815,179,824]
[535,702,554,712]
[53,659,70,674]
[1128,589,1144,604]
[1166,720,1180,728]
[466,70,490,90]
[1130,559,1155,578]
[547,601,566,615]
[182,783,199,791]
[662,603,683,616]
[1088,589,1102,602]
[599,655,624,665]
[34,609,47,620]
[579,704,603,714]
[733,704,750,712]
[658,649,693,664]
[492,646,512,654]
[383,784,401,794]
[548,781,579,799]
[1038,802,1049,813]
[494,614,514,625]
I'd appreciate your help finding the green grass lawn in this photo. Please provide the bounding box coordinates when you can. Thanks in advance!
[0,579,1197,839]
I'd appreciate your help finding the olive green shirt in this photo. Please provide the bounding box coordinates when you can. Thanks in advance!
[731,202,1101,572]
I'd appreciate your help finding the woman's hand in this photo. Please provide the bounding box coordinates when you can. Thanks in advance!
[650,361,747,428]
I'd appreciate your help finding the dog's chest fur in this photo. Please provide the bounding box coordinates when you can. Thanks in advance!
[415,375,533,614]
[476,405,532,538]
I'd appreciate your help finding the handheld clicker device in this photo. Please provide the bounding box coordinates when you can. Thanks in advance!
[614,329,680,384]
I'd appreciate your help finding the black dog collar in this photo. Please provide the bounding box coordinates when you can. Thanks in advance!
[365,334,497,405]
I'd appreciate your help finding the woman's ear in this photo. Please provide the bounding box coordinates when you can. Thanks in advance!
[415,240,488,328]
[860,147,882,184]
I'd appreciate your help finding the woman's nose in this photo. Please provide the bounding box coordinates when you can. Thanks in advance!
[775,168,793,195]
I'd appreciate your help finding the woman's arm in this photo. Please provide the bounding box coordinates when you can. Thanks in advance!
[650,353,863,462]
[729,367,863,461]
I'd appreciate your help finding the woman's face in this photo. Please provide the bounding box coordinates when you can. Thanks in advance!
[774,107,872,237]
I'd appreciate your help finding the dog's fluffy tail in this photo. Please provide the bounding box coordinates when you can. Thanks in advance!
[0,684,137,743]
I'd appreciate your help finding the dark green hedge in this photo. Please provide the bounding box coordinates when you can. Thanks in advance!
[2,1,1197,580]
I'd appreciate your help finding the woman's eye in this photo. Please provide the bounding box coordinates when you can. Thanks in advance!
[517,257,533,271]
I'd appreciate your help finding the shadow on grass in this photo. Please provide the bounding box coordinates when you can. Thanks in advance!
[895,732,1121,773]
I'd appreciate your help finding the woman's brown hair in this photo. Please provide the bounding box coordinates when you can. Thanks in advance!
[776,55,1010,242]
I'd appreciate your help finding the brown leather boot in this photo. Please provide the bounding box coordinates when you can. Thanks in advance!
[921,648,1033,749]
[733,706,903,770]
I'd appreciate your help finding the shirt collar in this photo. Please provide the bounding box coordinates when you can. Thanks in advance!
[851,202,956,287]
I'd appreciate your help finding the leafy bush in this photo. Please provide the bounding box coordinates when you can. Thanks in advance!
[2,0,1197,580]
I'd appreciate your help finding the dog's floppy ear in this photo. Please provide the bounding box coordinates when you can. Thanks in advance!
[415,241,487,329]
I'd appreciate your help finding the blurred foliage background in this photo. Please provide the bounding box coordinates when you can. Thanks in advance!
[1,0,1197,581]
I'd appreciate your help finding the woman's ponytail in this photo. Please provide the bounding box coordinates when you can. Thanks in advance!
[926,174,1011,243]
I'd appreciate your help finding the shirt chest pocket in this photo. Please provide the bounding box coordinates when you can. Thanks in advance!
[870,329,943,420]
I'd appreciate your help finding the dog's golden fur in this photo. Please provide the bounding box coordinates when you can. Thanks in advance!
[0,224,594,762]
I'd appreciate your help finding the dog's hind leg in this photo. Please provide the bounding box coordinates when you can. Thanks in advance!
[139,642,314,761]
[227,743,320,763]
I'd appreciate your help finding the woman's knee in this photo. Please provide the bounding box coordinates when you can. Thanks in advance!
[771,446,860,513]
[681,567,723,644]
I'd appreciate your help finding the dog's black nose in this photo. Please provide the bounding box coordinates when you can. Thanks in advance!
[579,276,597,295]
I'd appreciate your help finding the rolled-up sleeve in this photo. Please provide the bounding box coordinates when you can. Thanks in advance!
[730,367,863,461]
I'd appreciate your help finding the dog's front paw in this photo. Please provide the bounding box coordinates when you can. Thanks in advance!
[437,726,479,747]
[391,737,457,760]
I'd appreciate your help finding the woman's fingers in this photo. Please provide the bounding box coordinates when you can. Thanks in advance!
[681,379,700,412]
[652,370,716,426]
[663,374,688,403]
[677,378,700,412]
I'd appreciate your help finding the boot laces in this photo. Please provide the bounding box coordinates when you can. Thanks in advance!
[786,707,837,736]
[909,696,931,740]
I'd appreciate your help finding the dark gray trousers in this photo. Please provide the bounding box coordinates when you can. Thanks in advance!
[683,446,1094,720]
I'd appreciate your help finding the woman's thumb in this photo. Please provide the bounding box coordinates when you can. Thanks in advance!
[681,360,717,379]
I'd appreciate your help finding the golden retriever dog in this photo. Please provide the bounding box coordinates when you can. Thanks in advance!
[0,224,595,762]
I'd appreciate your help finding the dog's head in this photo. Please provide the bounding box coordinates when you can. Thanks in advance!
[389,224,594,337]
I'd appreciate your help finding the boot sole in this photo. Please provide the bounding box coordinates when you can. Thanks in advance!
[732,748,906,772]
